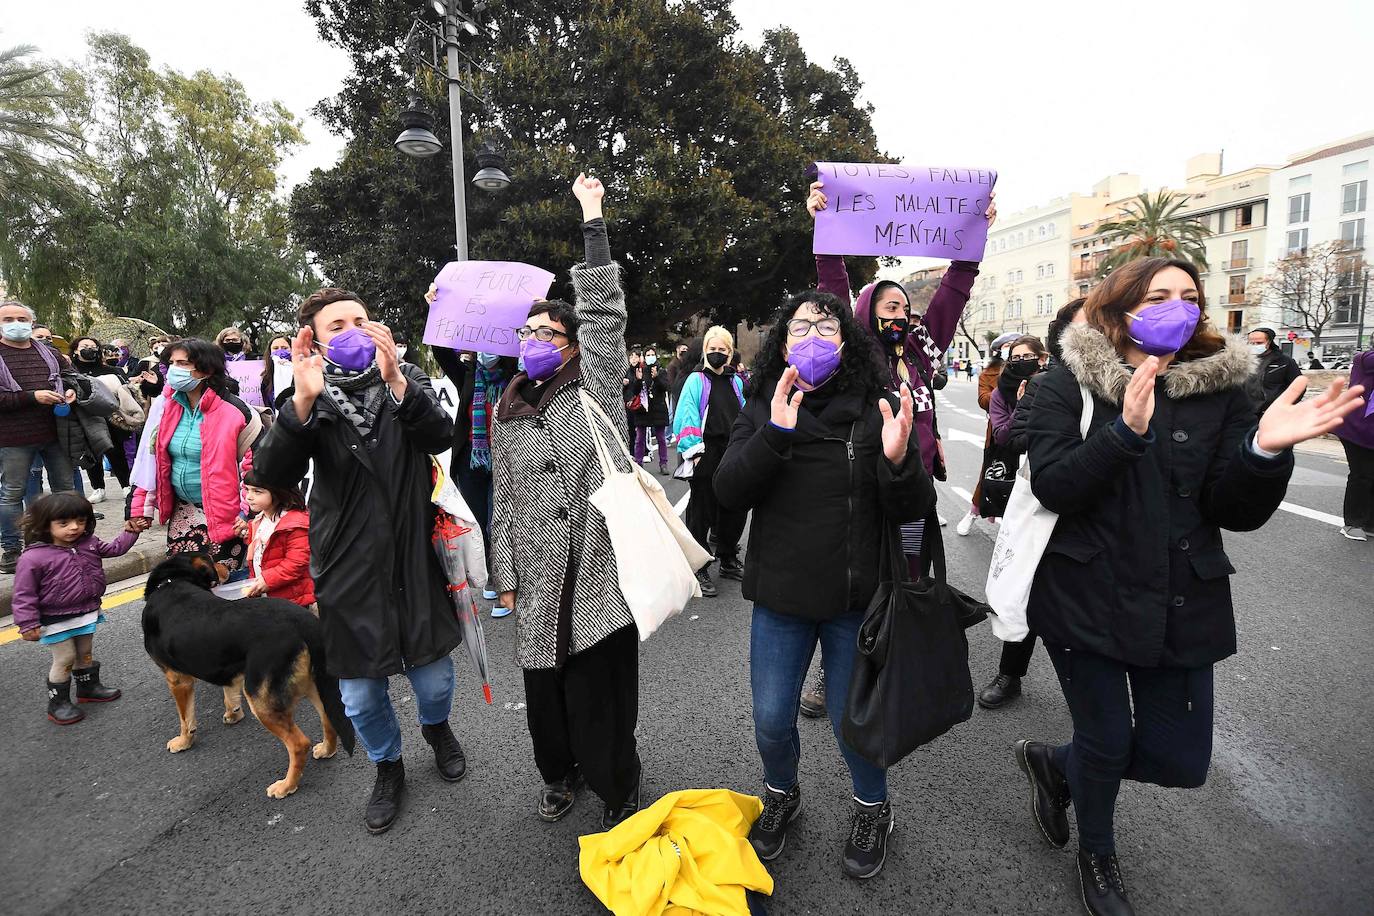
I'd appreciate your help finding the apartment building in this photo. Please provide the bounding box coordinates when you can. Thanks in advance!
[1260,131,1373,355]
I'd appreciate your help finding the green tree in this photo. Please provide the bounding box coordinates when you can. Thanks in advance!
[1097,190,1211,275]
[0,33,315,341]
[293,0,887,342]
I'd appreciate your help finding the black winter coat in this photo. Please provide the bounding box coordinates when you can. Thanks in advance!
[623,364,670,427]
[1245,347,1302,417]
[431,348,517,476]
[1026,324,1294,669]
[253,364,460,679]
[714,383,934,621]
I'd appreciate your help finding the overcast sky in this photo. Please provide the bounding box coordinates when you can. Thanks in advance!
[6,0,1371,219]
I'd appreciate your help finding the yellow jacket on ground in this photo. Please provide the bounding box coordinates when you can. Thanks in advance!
[579,788,773,915]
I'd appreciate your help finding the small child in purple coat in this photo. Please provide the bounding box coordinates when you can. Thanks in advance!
[13,492,141,724]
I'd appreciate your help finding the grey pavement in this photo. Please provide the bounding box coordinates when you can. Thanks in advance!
[1,379,1371,914]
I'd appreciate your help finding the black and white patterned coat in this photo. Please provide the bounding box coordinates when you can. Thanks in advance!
[489,262,636,669]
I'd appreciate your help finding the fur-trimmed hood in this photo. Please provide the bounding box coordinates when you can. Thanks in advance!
[1059,322,1255,406]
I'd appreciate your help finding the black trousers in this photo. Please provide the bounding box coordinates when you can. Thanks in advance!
[1046,645,1213,855]
[687,440,746,557]
[998,629,1038,677]
[523,624,639,810]
[86,427,132,490]
[1341,439,1374,529]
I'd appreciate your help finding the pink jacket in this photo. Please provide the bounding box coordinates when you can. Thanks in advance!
[131,387,261,543]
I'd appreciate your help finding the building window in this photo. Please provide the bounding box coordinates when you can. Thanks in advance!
[1286,228,1308,254]
[1036,264,1045,279]
[999,238,1006,251]
[1340,218,1365,251]
[1078,282,1090,295]
[1335,293,1359,325]
[1014,298,1023,317]
[1045,263,1054,277]
[1343,160,1369,178]
[1235,204,1254,229]
[983,303,994,322]
[1047,222,1055,236]
[1229,275,1246,299]
[1016,269,1023,283]
[1288,193,1310,224]
[1038,226,1046,238]
[1007,271,1015,284]
[1342,180,1368,215]
[1229,238,1248,267]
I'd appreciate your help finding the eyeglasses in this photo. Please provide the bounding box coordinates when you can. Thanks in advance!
[1009,354,1040,362]
[786,318,842,338]
[517,326,568,342]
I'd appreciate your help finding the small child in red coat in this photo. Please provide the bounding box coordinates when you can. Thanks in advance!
[242,471,316,610]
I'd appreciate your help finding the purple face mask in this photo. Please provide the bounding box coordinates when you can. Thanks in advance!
[1125,299,1200,356]
[787,336,843,389]
[520,339,568,381]
[322,327,376,371]
[271,348,291,362]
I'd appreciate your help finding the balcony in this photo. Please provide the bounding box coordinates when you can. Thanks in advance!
[1223,257,1253,270]
[1226,293,1247,305]
[1073,265,1098,280]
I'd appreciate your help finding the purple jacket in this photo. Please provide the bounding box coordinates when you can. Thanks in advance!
[11,531,139,633]
[815,254,978,475]
[1335,350,1374,450]
[989,388,1015,445]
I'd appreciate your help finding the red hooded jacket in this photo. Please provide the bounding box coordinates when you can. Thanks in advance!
[247,509,316,607]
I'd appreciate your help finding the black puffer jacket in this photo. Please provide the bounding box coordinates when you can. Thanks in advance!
[714,383,934,621]
[1026,324,1293,669]
[623,363,670,427]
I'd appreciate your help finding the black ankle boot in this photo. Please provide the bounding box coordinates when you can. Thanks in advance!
[73,661,121,703]
[1015,739,1071,848]
[539,766,584,822]
[799,670,826,719]
[695,568,718,598]
[365,758,407,834]
[717,551,744,581]
[420,721,467,781]
[977,673,1021,709]
[601,759,642,830]
[47,679,84,725]
[1077,849,1133,916]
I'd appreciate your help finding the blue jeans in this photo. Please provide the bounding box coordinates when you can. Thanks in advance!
[1046,645,1214,854]
[339,655,455,764]
[25,452,83,507]
[2,443,76,553]
[750,605,887,804]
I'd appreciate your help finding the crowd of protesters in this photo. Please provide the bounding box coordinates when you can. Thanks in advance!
[2,168,1369,916]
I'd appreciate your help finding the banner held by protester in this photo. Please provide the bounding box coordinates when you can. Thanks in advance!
[423,261,556,358]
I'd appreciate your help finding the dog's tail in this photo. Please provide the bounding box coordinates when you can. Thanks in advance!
[308,638,356,757]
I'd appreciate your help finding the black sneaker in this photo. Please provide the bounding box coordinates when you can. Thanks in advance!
[717,551,744,581]
[0,550,18,575]
[420,721,467,781]
[799,669,826,719]
[365,758,407,834]
[695,568,718,598]
[978,673,1022,709]
[748,784,802,861]
[1015,739,1071,848]
[538,766,584,822]
[842,798,894,879]
[1077,849,1134,916]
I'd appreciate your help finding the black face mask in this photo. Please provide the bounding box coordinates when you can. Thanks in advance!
[1005,359,1040,380]
[876,316,910,346]
[76,348,98,362]
[222,340,243,354]
[705,351,728,370]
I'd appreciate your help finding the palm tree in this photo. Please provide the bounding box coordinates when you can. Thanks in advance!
[0,43,85,203]
[1097,190,1211,274]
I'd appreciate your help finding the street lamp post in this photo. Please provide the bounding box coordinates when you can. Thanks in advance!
[441,7,470,261]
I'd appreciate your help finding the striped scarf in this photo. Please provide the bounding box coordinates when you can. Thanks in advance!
[892,322,943,413]
[468,365,505,471]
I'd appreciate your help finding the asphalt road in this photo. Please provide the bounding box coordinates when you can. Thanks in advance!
[2,378,1370,915]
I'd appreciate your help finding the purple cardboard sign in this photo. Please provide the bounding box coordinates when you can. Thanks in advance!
[422,261,557,358]
[810,162,998,260]
[225,359,265,406]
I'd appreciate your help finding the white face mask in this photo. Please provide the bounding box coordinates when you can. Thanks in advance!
[1249,343,1267,355]
[396,346,408,359]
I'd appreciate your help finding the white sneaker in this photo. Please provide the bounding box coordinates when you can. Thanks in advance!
[123,485,132,498]
[1340,526,1368,541]
[955,511,975,537]
[938,514,948,527]
[89,488,105,503]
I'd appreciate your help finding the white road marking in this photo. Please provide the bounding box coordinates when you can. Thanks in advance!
[674,491,690,515]
[950,486,973,502]
[1277,501,1344,528]
[944,428,985,445]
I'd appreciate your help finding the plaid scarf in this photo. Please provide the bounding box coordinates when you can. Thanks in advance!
[323,361,386,446]
[468,365,506,471]
[891,321,943,413]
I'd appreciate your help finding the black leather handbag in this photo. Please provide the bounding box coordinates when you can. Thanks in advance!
[841,513,980,769]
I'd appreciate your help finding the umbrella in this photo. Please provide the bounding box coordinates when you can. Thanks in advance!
[433,510,493,704]
[85,316,170,360]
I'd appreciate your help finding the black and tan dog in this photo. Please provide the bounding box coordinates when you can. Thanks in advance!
[142,554,355,798]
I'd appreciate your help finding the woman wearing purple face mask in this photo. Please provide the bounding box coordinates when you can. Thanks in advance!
[258,334,293,411]
[713,290,935,880]
[488,174,647,832]
[251,287,460,835]
[1014,258,1366,916]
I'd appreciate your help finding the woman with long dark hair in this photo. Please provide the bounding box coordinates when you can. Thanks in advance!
[259,334,293,410]
[129,338,262,572]
[714,288,934,880]
[1013,257,1364,915]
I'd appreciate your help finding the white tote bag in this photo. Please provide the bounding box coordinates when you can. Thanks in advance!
[985,384,1093,641]
[579,390,712,640]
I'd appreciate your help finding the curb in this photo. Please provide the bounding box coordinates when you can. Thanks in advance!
[0,543,166,617]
